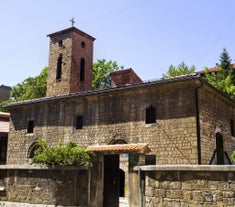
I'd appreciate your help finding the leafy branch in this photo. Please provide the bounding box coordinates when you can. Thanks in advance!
[32,139,93,166]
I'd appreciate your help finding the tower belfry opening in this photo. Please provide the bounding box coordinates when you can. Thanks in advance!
[46,27,95,97]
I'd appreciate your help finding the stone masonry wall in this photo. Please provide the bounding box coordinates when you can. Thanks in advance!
[0,165,88,206]
[8,80,201,165]
[47,31,73,96]
[198,85,235,164]
[7,79,235,166]
[139,165,235,207]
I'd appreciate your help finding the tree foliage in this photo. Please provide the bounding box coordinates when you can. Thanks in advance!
[11,67,48,101]
[92,59,123,89]
[32,139,93,166]
[0,99,12,112]
[232,151,235,162]
[1,59,123,112]
[162,61,195,78]
[205,48,235,99]
[0,67,48,112]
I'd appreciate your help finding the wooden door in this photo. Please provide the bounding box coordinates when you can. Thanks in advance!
[103,154,119,207]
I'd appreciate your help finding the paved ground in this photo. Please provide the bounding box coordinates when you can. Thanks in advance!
[119,197,129,207]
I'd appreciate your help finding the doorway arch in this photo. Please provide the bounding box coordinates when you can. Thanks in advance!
[109,139,127,145]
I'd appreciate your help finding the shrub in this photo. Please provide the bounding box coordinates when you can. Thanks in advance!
[32,139,93,166]
[231,151,235,163]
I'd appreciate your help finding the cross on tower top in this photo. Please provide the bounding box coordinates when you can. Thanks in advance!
[70,18,75,27]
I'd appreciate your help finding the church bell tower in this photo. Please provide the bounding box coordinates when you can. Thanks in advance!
[46,27,95,96]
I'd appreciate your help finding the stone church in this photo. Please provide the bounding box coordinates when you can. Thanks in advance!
[4,26,235,207]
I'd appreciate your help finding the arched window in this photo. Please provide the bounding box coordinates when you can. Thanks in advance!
[80,58,85,81]
[56,54,62,81]
[28,142,40,158]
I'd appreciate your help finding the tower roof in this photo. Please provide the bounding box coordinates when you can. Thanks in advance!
[47,27,95,41]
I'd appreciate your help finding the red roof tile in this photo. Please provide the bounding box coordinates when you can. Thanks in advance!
[0,120,9,133]
[0,112,10,133]
[87,143,150,153]
[197,64,235,74]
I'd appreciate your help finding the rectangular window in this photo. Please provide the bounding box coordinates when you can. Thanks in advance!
[58,40,63,47]
[27,120,34,133]
[145,105,156,124]
[145,155,156,165]
[76,116,83,129]
[230,119,235,136]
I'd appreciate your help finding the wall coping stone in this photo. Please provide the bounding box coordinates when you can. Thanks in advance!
[134,165,235,171]
[0,201,88,207]
[0,164,89,170]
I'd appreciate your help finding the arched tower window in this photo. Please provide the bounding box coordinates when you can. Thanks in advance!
[56,54,62,81]
[80,58,85,81]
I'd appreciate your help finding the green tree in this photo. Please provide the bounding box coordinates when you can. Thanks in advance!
[0,67,48,112]
[205,48,235,99]
[162,61,195,78]
[11,67,48,101]
[0,99,12,112]
[219,48,233,80]
[92,59,123,89]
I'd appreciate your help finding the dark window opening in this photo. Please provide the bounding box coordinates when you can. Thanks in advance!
[145,105,156,124]
[0,137,8,164]
[81,41,86,48]
[76,116,83,129]
[80,58,85,81]
[216,132,224,165]
[28,142,40,158]
[230,119,235,136]
[145,155,156,165]
[58,40,63,47]
[27,120,34,134]
[56,54,62,81]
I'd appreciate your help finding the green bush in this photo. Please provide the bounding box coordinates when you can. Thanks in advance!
[32,139,93,166]
[231,151,235,163]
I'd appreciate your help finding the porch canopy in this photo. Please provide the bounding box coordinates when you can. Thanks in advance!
[87,143,150,154]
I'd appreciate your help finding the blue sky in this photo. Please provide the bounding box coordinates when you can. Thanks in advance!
[1,0,235,86]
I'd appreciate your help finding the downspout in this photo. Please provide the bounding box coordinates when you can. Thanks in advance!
[195,81,203,165]
[137,167,142,207]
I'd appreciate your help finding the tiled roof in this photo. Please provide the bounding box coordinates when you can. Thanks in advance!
[0,112,10,133]
[87,143,150,153]
[47,27,95,41]
[196,64,235,74]
[0,120,9,133]
[5,73,202,108]
[0,112,10,119]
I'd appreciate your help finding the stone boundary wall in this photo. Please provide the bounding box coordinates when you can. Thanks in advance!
[135,165,235,207]
[0,165,89,207]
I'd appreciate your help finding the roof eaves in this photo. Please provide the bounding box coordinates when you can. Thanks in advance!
[5,74,202,108]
